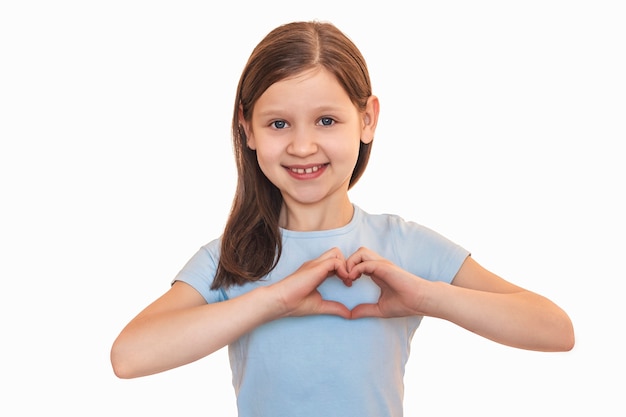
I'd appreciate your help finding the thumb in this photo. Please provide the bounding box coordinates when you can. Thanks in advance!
[350,303,383,319]
[318,300,352,319]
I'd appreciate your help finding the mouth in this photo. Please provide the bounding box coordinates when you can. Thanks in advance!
[287,164,327,174]
[284,163,329,179]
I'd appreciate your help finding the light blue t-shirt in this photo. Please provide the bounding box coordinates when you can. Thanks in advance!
[174,205,469,417]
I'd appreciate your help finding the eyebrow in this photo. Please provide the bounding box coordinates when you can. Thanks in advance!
[255,105,349,118]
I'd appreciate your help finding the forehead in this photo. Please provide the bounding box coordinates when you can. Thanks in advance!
[255,68,353,112]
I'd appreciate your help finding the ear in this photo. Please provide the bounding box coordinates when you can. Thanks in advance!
[239,104,256,150]
[361,95,379,144]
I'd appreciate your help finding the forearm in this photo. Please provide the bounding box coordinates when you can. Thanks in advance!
[424,281,575,351]
[111,286,278,378]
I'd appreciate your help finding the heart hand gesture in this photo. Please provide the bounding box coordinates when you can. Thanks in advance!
[271,246,428,321]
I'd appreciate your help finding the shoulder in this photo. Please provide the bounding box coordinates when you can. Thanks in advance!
[180,238,222,272]
[355,206,469,282]
[356,206,426,237]
[171,237,226,303]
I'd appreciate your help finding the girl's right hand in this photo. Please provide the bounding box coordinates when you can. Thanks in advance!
[270,247,352,319]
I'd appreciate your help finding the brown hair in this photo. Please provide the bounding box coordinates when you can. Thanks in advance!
[212,21,374,289]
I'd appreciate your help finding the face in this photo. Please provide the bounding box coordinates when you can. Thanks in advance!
[242,68,378,216]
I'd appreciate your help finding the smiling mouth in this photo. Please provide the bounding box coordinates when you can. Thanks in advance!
[288,164,327,174]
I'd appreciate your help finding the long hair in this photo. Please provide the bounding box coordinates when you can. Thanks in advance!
[212,21,374,289]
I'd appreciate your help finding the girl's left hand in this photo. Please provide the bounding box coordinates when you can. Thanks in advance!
[345,247,430,319]
[345,247,575,352]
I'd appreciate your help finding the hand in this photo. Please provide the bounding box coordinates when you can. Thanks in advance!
[346,247,428,319]
[271,247,352,319]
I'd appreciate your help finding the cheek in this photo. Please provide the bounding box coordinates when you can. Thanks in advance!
[339,137,363,165]
[253,143,280,173]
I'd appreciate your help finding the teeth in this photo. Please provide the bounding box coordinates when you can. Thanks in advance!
[291,165,322,174]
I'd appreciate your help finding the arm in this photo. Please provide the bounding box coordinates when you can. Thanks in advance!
[110,281,277,379]
[110,248,352,379]
[429,256,574,351]
[346,248,575,352]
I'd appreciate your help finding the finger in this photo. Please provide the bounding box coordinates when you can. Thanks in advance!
[346,260,380,280]
[313,257,351,287]
[350,303,383,319]
[318,255,347,281]
[346,247,380,271]
[345,247,367,270]
[319,247,345,262]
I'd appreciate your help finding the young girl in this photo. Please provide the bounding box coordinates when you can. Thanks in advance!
[111,20,574,417]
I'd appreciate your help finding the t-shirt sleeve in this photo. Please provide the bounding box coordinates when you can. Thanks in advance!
[171,239,227,304]
[391,216,470,284]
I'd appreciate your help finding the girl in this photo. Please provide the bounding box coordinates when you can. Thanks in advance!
[111,21,574,417]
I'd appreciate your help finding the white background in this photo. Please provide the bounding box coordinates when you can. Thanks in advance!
[1,1,624,415]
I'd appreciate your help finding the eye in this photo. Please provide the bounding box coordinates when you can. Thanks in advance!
[318,117,335,126]
[271,120,288,129]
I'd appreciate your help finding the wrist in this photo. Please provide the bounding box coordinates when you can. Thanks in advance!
[249,285,287,322]
[418,280,450,318]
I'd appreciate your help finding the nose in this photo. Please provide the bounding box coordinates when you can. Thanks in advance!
[287,126,318,157]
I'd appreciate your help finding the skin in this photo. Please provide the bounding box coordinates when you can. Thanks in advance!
[111,67,574,379]
[243,67,376,231]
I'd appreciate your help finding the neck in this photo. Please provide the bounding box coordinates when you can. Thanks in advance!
[279,197,354,232]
